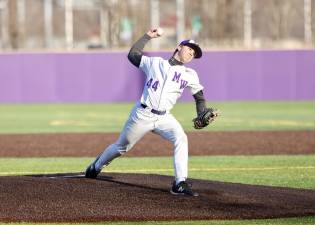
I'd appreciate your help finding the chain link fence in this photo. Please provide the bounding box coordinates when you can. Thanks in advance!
[0,0,313,51]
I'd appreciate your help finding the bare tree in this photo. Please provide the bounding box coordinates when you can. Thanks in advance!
[0,0,313,50]
[8,0,18,49]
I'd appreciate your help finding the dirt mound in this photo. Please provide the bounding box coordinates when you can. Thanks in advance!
[0,173,314,222]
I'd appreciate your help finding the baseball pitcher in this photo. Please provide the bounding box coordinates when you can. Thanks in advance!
[85,28,219,197]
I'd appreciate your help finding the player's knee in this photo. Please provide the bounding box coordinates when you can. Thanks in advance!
[175,133,188,146]
[116,143,133,155]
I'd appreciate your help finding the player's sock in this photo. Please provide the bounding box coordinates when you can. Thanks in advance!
[175,178,185,185]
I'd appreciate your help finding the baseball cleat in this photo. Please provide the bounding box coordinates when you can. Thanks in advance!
[85,156,101,179]
[170,181,199,197]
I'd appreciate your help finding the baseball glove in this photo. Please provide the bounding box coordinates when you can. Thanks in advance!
[193,108,219,129]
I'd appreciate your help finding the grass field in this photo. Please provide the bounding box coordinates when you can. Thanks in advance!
[0,101,314,133]
[0,101,314,225]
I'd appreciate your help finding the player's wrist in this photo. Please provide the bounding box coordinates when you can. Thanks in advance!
[144,33,153,39]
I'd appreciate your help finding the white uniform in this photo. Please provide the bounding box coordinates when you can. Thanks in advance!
[95,56,203,183]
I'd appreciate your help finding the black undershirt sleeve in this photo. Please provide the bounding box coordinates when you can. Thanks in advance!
[127,34,151,67]
[193,90,206,115]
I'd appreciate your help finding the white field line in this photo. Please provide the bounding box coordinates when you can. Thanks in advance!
[0,166,314,176]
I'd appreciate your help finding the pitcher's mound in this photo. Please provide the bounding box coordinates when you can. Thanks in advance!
[0,173,314,222]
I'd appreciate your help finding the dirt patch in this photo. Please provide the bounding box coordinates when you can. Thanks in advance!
[0,173,314,222]
[0,131,314,222]
[0,131,314,157]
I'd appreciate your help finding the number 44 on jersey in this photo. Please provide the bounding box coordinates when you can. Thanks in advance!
[146,72,188,92]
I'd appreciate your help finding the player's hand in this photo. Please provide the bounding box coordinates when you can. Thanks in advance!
[147,28,164,38]
[193,108,220,129]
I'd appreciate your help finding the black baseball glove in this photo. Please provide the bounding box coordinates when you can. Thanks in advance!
[193,108,219,129]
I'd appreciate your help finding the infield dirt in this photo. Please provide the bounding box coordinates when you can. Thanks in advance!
[0,131,314,157]
[0,131,314,222]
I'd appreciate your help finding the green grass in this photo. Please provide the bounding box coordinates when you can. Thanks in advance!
[1,155,314,189]
[0,102,314,224]
[0,101,314,133]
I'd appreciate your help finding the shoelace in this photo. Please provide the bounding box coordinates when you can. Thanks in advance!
[183,182,193,189]
[176,181,193,191]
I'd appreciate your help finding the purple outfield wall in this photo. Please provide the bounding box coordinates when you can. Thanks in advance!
[0,50,314,103]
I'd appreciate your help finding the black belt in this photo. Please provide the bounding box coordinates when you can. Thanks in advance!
[140,104,166,115]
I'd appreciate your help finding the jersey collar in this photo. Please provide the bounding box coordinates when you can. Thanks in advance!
[168,57,183,66]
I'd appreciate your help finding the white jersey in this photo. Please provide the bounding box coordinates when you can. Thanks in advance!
[139,56,203,112]
[93,55,203,184]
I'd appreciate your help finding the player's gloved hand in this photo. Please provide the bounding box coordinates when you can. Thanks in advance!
[193,108,219,129]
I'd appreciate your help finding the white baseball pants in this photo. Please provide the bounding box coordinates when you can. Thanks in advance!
[95,102,188,182]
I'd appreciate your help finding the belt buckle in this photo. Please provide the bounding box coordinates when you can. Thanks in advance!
[141,103,165,115]
[142,104,151,113]
[145,107,152,113]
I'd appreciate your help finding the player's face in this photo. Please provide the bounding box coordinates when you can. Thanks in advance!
[177,45,195,63]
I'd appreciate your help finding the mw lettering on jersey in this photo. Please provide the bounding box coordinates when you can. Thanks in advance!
[172,71,181,83]
[172,71,188,89]
[180,80,188,89]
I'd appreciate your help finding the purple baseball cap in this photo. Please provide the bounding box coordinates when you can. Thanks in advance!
[179,39,202,58]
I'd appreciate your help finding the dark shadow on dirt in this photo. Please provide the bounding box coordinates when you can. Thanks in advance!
[0,173,314,222]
